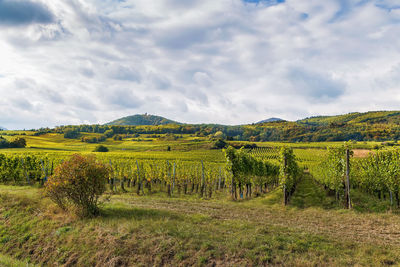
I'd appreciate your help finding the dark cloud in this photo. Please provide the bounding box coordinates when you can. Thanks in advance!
[11,98,33,111]
[79,68,95,78]
[0,0,54,26]
[155,26,211,50]
[242,0,285,6]
[164,0,201,9]
[70,96,98,111]
[104,88,144,109]
[287,68,345,101]
[41,88,64,104]
[109,65,141,82]
[14,78,36,89]
[149,73,171,90]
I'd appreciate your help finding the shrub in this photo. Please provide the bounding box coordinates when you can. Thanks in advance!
[44,154,111,217]
[93,145,109,152]
[212,139,227,149]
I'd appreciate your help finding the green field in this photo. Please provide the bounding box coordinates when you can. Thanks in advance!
[0,131,378,163]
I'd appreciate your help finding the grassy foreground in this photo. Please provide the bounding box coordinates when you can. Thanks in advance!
[1,177,400,266]
[0,253,37,267]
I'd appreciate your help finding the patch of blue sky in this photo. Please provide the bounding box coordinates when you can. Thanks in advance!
[329,0,371,23]
[375,1,400,11]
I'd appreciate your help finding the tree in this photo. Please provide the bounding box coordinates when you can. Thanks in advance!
[0,137,9,148]
[213,139,227,149]
[44,154,111,217]
[104,129,114,138]
[64,128,80,139]
[10,137,26,148]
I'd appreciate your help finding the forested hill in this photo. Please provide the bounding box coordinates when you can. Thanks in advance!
[49,111,400,142]
[105,114,181,126]
[297,111,400,126]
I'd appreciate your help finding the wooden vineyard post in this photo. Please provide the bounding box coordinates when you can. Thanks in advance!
[109,160,114,191]
[200,160,205,197]
[136,160,141,195]
[50,161,54,176]
[218,167,222,191]
[21,158,29,184]
[172,163,176,195]
[167,161,171,197]
[345,149,352,209]
[40,160,47,186]
[283,154,288,206]
[231,175,235,200]
[120,163,124,192]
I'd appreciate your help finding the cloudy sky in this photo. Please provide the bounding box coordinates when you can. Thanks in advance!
[0,0,400,129]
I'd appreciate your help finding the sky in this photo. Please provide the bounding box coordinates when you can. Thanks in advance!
[0,0,400,129]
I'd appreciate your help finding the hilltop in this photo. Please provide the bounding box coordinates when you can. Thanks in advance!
[105,114,181,126]
[256,118,284,124]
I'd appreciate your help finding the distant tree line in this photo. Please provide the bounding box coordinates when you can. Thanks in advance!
[32,121,400,142]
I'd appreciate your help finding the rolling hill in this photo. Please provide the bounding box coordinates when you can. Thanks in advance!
[105,114,181,126]
[297,111,400,126]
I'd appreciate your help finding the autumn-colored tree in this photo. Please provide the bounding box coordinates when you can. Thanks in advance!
[45,154,110,217]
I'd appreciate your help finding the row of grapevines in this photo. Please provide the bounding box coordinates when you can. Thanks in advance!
[103,158,227,198]
[309,146,348,198]
[279,147,302,205]
[0,154,59,184]
[310,145,400,208]
[225,146,302,202]
[246,147,280,161]
[351,149,400,207]
[0,152,228,198]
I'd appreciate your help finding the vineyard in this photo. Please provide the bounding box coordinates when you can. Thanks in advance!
[2,134,400,266]
[0,146,302,204]
[2,137,400,209]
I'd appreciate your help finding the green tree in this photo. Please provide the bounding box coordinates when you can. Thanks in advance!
[10,137,26,148]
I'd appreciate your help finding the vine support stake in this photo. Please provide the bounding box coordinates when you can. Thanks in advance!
[201,160,205,197]
[283,154,288,206]
[345,149,352,209]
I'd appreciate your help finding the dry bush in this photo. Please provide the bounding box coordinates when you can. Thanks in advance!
[44,154,110,217]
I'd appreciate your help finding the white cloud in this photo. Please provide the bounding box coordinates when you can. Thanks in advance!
[0,0,400,129]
